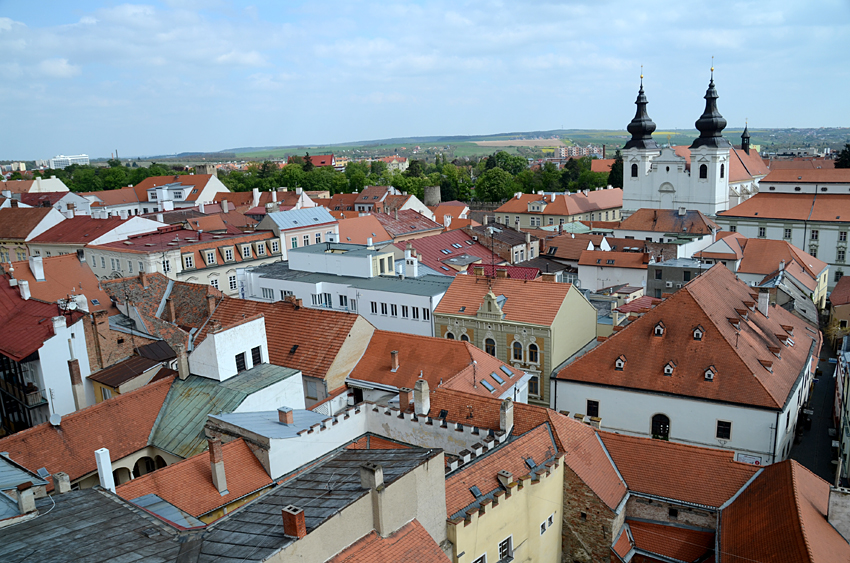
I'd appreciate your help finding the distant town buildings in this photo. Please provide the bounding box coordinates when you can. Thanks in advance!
[49,154,90,168]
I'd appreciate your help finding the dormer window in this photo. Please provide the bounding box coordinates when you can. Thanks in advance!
[654,322,665,337]
[735,308,749,321]
[728,318,740,330]
[744,300,756,312]
[781,324,794,336]
[693,326,704,341]
[769,345,781,359]
[663,361,676,376]
[759,359,773,373]
[704,366,717,381]
[615,355,626,371]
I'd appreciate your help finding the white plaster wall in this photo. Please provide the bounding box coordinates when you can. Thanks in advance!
[189,317,267,381]
[289,246,380,278]
[39,317,92,416]
[577,264,647,292]
[279,225,341,262]
[235,372,306,412]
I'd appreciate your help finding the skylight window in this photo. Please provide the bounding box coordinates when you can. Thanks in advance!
[440,249,452,254]
[91,299,100,306]
[452,243,462,248]
[491,371,505,385]
[500,365,513,377]
[470,486,483,497]
[441,266,450,271]
[480,380,496,393]
[465,240,474,245]
[525,456,536,469]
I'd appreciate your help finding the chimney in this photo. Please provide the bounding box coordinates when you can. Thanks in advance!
[94,448,115,493]
[162,200,174,212]
[390,350,399,372]
[272,190,277,203]
[496,268,508,279]
[16,482,36,514]
[829,487,850,543]
[779,260,785,272]
[282,505,307,539]
[360,462,384,490]
[500,398,514,434]
[165,297,176,323]
[497,470,513,489]
[295,187,303,195]
[208,437,228,495]
[483,215,489,226]
[294,298,303,308]
[68,356,86,411]
[278,406,294,425]
[252,188,260,209]
[444,214,451,229]
[758,291,770,318]
[367,237,373,247]
[473,265,485,276]
[52,315,66,334]
[52,472,72,494]
[222,199,229,214]
[525,231,531,243]
[10,199,18,208]
[19,279,30,300]
[199,202,205,214]
[413,379,430,416]
[398,387,412,411]
[207,293,216,316]
[156,213,164,223]
[139,270,148,288]
[175,343,190,380]
[394,208,398,220]
[542,272,557,283]
[119,209,128,220]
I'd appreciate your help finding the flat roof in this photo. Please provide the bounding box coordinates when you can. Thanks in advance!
[210,408,327,439]
[290,241,389,258]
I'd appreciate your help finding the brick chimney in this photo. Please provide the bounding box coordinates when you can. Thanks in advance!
[175,343,190,380]
[390,350,399,372]
[278,406,294,425]
[139,270,148,288]
[413,379,430,416]
[398,387,412,411]
[68,357,86,411]
[541,272,557,283]
[52,472,72,494]
[500,398,514,434]
[282,505,306,539]
[208,437,228,495]
[166,297,175,323]
[207,294,216,316]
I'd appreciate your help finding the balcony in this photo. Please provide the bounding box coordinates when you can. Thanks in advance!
[0,379,48,408]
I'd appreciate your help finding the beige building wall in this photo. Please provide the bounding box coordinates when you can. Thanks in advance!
[448,457,564,563]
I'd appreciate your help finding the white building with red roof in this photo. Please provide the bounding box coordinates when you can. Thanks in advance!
[82,173,230,216]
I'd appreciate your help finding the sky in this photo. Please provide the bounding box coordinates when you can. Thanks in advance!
[1,1,848,159]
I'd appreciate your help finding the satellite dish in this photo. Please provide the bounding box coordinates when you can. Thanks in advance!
[66,301,77,311]
[49,414,61,427]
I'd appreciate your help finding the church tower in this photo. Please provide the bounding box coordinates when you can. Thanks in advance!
[687,68,731,215]
[621,74,661,216]
[741,123,751,155]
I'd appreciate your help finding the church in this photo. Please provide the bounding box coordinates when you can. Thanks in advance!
[620,72,767,218]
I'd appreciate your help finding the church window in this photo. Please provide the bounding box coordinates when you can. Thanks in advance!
[720,164,725,178]
[631,164,638,178]
[699,164,708,179]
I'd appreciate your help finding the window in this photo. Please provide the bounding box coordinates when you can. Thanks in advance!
[210,278,219,289]
[291,237,298,249]
[101,387,112,401]
[631,163,638,178]
[379,259,386,274]
[390,304,397,316]
[262,287,274,299]
[485,338,496,356]
[224,248,234,261]
[528,375,540,397]
[229,275,237,291]
[381,303,388,315]
[446,332,455,340]
[111,258,116,271]
[460,334,469,342]
[654,323,664,336]
[810,246,818,258]
[423,308,430,321]
[256,244,266,256]
[548,514,554,527]
[615,355,626,370]
[655,269,662,280]
[729,225,736,233]
[842,232,848,242]
[339,295,348,308]
[498,537,512,560]
[242,245,251,258]
[162,259,171,273]
[837,271,845,283]
[401,305,408,318]
[758,227,766,238]
[693,327,704,340]
[184,254,195,269]
[472,556,486,563]
[235,352,247,373]
[303,234,310,246]
[139,261,144,273]
[716,420,732,440]
[371,302,378,314]
[513,341,523,361]
[811,229,819,241]
[840,249,846,263]
[100,256,106,269]
[251,346,262,366]
[281,289,293,299]
[412,307,419,320]
[315,232,322,244]
[128,260,133,274]
[699,164,708,179]
[669,508,679,519]
[652,414,670,440]
[683,270,691,282]
[587,400,599,418]
[720,163,725,178]
[784,228,792,239]
[206,250,216,265]
[271,240,280,253]
[528,343,539,364]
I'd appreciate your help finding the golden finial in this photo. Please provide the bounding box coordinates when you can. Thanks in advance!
[711,56,714,77]
[640,64,643,80]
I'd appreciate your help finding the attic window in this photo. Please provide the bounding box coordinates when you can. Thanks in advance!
[596,259,601,264]
[289,345,299,354]
[452,243,463,249]
[438,409,449,419]
[735,308,749,320]
[606,259,615,265]
[615,355,626,371]
[693,326,704,340]
[470,486,483,497]
[663,361,676,376]
[704,366,716,381]
[781,325,794,336]
[500,366,514,378]
[440,249,452,255]
[769,345,781,359]
[192,189,198,194]
[654,322,665,337]
[744,300,756,312]
[548,247,557,255]
[91,299,100,306]
[759,359,773,372]
[728,318,740,330]
[480,380,496,393]
[441,266,450,271]
[465,240,474,245]
[525,456,536,469]
[491,371,506,385]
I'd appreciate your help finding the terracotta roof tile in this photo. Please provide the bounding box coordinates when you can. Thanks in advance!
[116,438,272,518]
[737,238,827,281]
[131,174,217,202]
[373,210,442,238]
[627,520,715,561]
[87,355,161,387]
[393,230,504,276]
[495,188,622,216]
[328,519,449,563]
[614,295,661,314]
[30,215,141,244]
[617,208,718,234]
[831,275,850,306]
[434,273,572,325]
[761,168,850,184]
[556,264,821,410]
[720,460,850,562]
[464,263,540,280]
[729,147,769,183]
[591,159,615,173]
[337,215,393,244]
[0,207,56,240]
[18,192,67,207]
[0,376,174,486]
[0,179,35,194]
[544,233,644,261]
[768,158,835,171]
[345,435,413,450]
[80,187,140,207]
[720,193,850,223]
[578,250,649,269]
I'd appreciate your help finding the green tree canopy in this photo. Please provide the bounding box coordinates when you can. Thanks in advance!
[607,149,624,188]
[474,167,516,202]
[836,143,850,169]
[302,152,315,173]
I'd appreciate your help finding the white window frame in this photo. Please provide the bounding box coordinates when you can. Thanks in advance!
[184,254,195,269]
[229,275,237,291]
[210,278,219,289]
[206,250,216,265]
[261,287,274,300]
[242,245,251,259]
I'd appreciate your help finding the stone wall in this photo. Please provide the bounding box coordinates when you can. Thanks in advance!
[561,462,619,563]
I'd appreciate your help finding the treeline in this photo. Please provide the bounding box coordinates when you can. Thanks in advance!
[16,160,190,193]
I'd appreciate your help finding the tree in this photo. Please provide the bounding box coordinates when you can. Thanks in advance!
[607,150,624,188]
[404,159,425,178]
[474,167,515,202]
[258,161,277,179]
[370,160,388,176]
[107,158,122,168]
[836,143,850,169]
[302,152,314,173]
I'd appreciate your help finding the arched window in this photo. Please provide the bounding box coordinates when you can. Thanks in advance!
[528,343,539,363]
[720,164,725,178]
[699,164,708,179]
[460,334,469,342]
[512,341,523,361]
[485,338,496,356]
[652,414,670,440]
[445,332,455,340]
[631,163,638,178]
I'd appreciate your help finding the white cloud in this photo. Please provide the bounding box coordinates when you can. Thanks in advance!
[216,50,267,66]
[37,58,81,78]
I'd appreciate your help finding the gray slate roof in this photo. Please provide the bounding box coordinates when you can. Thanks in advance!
[149,364,300,458]
[198,447,439,563]
[0,453,49,491]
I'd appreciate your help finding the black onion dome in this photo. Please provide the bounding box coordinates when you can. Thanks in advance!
[691,76,731,149]
[624,79,659,150]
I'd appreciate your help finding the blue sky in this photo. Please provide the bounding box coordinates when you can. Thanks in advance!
[1,1,848,159]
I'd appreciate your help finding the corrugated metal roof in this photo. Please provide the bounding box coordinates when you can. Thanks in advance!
[149,365,299,458]
[265,207,337,231]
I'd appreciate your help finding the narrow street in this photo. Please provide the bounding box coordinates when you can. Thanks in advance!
[789,342,838,483]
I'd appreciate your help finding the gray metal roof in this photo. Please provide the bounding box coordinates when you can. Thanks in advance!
[0,489,186,562]
[198,448,439,563]
[290,241,386,257]
[0,454,49,491]
[265,207,337,231]
[253,261,452,297]
[210,409,327,439]
[654,258,705,268]
[149,364,300,458]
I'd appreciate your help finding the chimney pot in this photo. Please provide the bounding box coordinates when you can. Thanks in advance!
[52,472,72,494]
[278,406,294,425]
[16,482,36,514]
[208,437,228,495]
[175,343,190,380]
[282,505,307,539]
[398,387,412,411]
[497,470,513,489]
[500,398,514,434]
[390,350,399,371]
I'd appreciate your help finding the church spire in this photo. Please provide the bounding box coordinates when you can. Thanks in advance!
[741,121,750,155]
[690,63,731,149]
[624,69,659,150]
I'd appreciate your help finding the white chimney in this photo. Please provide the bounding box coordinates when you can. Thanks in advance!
[367,237,373,247]
[199,202,205,214]
[500,398,514,434]
[162,200,174,211]
[413,379,430,416]
[119,209,128,220]
[272,190,277,203]
[156,213,164,223]
[16,483,36,514]
[296,187,303,195]
[94,448,116,493]
[18,279,31,300]
[758,291,770,318]
[52,315,66,334]
[222,199,229,214]
[252,188,260,208]
[28,256,44,282]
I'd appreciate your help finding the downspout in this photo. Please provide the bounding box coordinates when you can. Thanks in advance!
[772,409,780,464]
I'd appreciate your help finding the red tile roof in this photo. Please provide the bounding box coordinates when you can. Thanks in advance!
[761,168,850,184]
[617,208,718,234]
[0,207,57,240]
[116,438,272,518]
[429,202,468,221]
[131,174,218,202]
[720,193,850,223]
[557,264,821,410]
[346,435,412,450]
[720,460,850,562]
[435,273,572,326]
[578,250,649,269]
[591,159,615,173]
[544,234,645,261]
[81,187,140,207]
[495,188,622,216]
[737,238,827,283]
[768,158,835,171]
[464,263,540,280]
[393,230,504,276]
[328,519,449,563]
[337,215,393,244]
[0,179,36,194]
[211,190,302,212]
[445,425,557,517]
[194,297,360,381]
[627,520,715,561]
[0,375,174,486]
[30,215,138,244]
[831,275,850,306]
[614,295,661,314]
[373,210,442,238]
[18,192,68,207]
